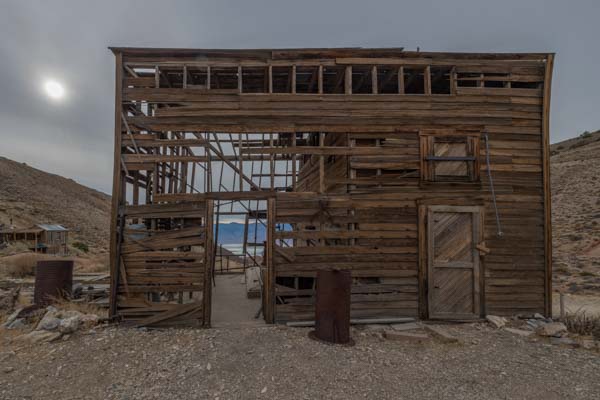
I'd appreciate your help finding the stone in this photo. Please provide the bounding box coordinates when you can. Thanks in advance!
[3,367,14,374]
[533,313,545,320]
[423,325,459,343]
[80,313,100,328]
[486,315,507,329]
[37,316,61,331]
[6,318,26,330]
[61,310,84,319]
[526,320,543,329]
[536,322,567,337]
[390,322,421,331]
[579,339,596,350]
[36,307,61,331]
[383,330,429,342]
[2,308,24,328]
[46,305,58,314]
[504,328,534,337]
[58,316,81,334]
[72,283,83,299]
[18,330,62,344]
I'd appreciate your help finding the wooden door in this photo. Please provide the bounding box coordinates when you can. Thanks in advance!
[427,205,481,319]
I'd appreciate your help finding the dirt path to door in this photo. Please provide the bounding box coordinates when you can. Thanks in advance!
[211,274,264,328]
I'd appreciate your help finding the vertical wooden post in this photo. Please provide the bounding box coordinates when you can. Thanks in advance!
[183,65,187,88]
[450,66,457,95]
[424,65,432,95]
[318,65,323,94]
[291,65,297,94]
[132,171,139,224]
[398,66,405,94]
[542,54,555,317]
[242,213,249,272]
[292,133,297,191]
[265,197,276,323]
[206,65,211,90]
[203,199,214,327]
[109,51,124,318]
[371,65,378,94]
[345,66,352,94]
[319,132,325,193]
[206,133,212,192]
[270,134,275,190]
[238,65,243,94]
[268,65,273,93]
[239,134,243,191]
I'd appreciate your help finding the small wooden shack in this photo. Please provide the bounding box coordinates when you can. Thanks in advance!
[0,224,69,255]
[109,47,554,327]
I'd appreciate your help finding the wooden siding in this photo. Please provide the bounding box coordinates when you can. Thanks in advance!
[110,48,553,325]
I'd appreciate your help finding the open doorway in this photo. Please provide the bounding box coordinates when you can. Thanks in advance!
[210,206,267,327]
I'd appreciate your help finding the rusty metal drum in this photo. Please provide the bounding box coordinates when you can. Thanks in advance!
[34,260,74,305]
[311,269,353,345]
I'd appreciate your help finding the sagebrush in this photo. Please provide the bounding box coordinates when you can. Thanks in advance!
[563,312,600,339]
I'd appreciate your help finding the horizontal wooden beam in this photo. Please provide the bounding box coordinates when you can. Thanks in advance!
[242,146,419,156]
[155,191,278,202]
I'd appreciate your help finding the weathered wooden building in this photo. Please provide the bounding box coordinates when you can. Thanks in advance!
[109,47,553,327]
[0,224,69,255]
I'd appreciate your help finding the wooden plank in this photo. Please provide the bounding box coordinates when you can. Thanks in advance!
[265,198,275,323]
[109,52,124,318]
[345,66,352,94]
[542,54,554,317]
[135,301,203,327]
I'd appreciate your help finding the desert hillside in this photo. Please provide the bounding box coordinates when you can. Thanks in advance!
[551,130,600,293]
[0,157,111,253]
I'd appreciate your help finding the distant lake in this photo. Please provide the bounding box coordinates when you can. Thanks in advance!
[221,243,264,256]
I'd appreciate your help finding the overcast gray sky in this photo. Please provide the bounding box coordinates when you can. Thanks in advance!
[0,0,598,194]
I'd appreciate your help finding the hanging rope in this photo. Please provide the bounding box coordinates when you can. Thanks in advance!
[484,131,503,237]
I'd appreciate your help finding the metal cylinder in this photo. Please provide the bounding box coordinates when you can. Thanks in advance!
[34,260,74,306]
[312,269,352,344]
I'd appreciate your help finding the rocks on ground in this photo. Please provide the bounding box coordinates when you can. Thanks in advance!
[483,313,600,350]
[3,305,100,343]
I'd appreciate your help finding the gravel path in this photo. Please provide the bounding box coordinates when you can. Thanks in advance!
[1,323,599,400]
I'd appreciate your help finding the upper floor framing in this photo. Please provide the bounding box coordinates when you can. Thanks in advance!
[110,47,551,98]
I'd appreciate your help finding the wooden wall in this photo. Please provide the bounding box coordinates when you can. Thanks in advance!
[272,192,419,322]
[113,201,213,327]
[110,48,554,324]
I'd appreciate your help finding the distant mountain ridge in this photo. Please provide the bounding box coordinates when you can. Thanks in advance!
[216,222,266,244]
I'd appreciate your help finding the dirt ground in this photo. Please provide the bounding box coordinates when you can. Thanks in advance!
[1,322,599,400]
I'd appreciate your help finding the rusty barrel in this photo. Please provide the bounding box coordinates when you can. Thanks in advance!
[312,269,352,344]
[34,260,73,306]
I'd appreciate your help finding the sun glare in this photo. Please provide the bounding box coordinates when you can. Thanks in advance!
[44,80,65,100]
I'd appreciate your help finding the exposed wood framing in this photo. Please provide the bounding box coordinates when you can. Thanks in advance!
[110,47,554,326]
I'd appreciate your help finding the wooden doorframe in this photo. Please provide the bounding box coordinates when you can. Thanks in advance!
[419,204,484,320]
[263,197,276,323]
[203,199,215,327]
